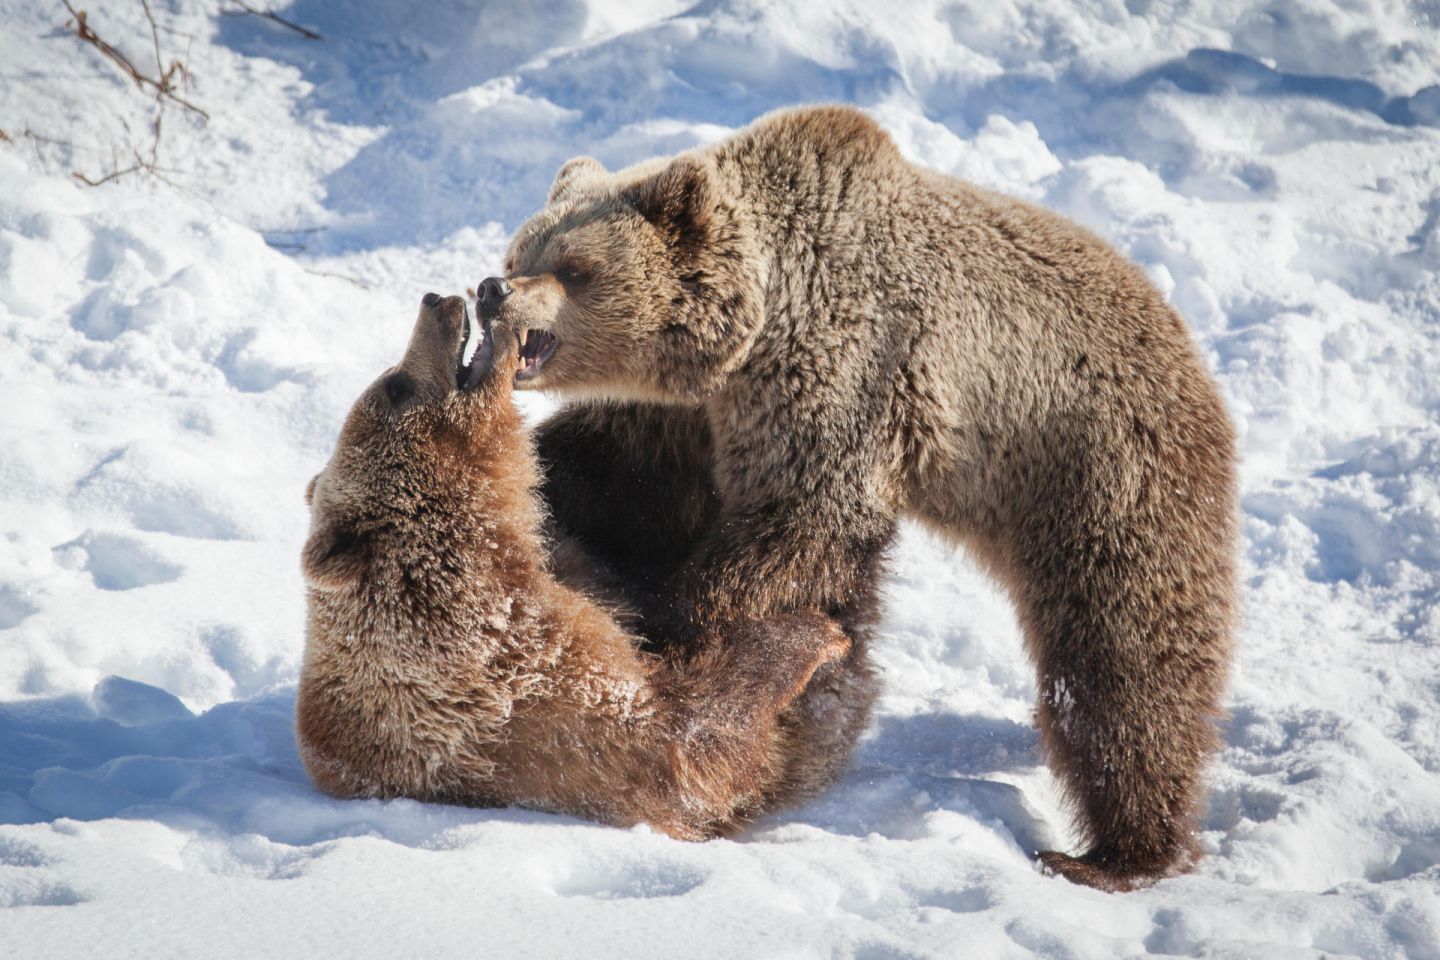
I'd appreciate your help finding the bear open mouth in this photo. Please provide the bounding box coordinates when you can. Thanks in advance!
[456,304,495,391]
[515,329,558,382]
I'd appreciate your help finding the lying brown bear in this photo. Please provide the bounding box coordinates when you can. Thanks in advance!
[296,294,875,838]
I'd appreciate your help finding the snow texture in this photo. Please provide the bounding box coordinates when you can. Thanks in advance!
[2,0,1439,956]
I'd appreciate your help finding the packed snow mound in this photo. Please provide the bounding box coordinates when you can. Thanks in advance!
[2,0,1439,957]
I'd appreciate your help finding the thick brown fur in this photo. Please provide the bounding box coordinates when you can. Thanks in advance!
[296,295,876,838]
[492,105,1239,890]
[533,401,880,804]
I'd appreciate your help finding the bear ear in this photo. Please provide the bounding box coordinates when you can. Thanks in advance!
[301,522,369,591]
[548,156,606,204]
[304,473,320,507]
[627,155,718,250]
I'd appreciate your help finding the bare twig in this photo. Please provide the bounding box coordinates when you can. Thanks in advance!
[141,0,166,89]
[223,2,321,40]
[60,1,209,120]
[258,225,327,236]
[302,267,371,289]
[22,128,73,149]
[72,160,146,186]
[56,1,209,186]
[149,105,162,169]
[22,128,64,171]
[260,225,326,253]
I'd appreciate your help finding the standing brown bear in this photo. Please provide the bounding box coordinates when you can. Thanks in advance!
[479,104,1239,891]
[297,294,875,838]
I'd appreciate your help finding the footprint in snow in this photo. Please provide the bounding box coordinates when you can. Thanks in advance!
[550,860,707,900]
[0,877,86,908]
[54,531,183,592]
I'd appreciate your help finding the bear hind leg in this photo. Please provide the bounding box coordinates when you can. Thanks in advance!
[1030,611,1227,889]
[1018,502,1234,891]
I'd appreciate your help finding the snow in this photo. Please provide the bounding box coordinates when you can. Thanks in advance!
[2,0,1439,956]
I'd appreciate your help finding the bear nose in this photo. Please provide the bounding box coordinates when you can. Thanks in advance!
[477,277,512,318]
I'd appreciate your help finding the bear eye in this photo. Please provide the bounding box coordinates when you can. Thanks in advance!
[557,263,589,285]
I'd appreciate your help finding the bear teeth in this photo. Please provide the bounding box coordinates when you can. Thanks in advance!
[460,312,483,369]
[516,329,558,380]
[456,307,496,391]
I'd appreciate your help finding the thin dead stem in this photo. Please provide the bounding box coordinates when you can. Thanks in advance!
[58,0,208,186]
[223,1,322,40]
[61,0,209,120]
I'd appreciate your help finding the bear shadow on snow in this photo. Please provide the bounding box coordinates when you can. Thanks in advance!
[0,681,1066,867]
[0,683,1053,863]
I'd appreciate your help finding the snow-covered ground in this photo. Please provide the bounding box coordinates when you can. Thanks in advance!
[2,0,1438,956]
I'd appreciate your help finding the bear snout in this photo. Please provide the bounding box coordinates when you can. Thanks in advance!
[477,277,513,319]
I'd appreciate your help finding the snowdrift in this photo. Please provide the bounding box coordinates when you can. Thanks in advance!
[1,1,1438,956]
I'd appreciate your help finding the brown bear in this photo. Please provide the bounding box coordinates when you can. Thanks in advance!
[478,104,1239,891]
[296,293,876,838]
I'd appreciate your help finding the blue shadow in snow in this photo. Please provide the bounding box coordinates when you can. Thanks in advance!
[0,676,1056,854]
[753,711,1054,856]
[0,681,554,849]
[1119,48,1438,128]
[215,0,1439,253]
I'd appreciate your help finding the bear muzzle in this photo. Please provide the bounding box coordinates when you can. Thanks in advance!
[408,293,511,394]
[476,275,561,385]
[476,277,512,317]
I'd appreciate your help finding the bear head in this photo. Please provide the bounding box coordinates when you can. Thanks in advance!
[302,293,535,596]
[488,153,765,402]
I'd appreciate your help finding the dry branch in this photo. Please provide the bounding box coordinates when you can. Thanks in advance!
[223,2,321,40]
[57,0,208,186]
[72,161,147,187]
[61,0,209,120]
